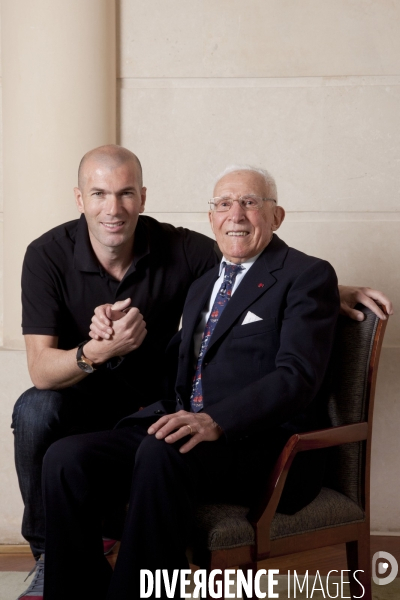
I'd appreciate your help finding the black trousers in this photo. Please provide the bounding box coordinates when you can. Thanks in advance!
[42,424,324,600]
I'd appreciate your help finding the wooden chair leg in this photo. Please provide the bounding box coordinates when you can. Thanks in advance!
[346,534,371,600]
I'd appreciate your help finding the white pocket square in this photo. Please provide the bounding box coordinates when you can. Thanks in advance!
[242,311,263,325]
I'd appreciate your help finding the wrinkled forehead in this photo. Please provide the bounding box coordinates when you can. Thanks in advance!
[213,170,270,198]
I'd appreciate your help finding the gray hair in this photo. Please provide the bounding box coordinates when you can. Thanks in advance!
[214,164,278,202]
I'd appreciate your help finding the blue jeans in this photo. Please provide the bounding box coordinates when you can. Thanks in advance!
[11,385,138,558]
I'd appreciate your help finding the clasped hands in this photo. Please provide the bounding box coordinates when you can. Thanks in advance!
[89,297,147,357]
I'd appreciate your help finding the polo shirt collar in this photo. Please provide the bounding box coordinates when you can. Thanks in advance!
[73,214,150,274]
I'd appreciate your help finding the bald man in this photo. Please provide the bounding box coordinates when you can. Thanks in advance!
[12,145,220,579]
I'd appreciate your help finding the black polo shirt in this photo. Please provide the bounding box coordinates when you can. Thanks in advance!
[22,214,219,407]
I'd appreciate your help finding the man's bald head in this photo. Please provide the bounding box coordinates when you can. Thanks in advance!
[78,145,143,190]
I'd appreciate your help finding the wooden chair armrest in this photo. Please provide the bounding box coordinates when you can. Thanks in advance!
[247,422,368,559]
[295,422,368,451]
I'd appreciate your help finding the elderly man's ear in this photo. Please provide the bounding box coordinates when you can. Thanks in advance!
[272,205,285,231]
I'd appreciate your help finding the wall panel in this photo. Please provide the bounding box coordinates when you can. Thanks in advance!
[120,77,400,213]
[120,0,400,78]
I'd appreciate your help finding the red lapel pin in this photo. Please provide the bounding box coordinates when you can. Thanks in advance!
[258,283,264,288]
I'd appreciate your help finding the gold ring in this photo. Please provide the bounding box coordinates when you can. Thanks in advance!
[186,424,193,435]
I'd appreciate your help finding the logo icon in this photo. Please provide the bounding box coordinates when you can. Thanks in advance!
[372,551,398,586]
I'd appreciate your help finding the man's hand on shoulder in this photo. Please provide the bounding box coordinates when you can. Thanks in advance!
[147,410,223,453]
[338,285,394,321]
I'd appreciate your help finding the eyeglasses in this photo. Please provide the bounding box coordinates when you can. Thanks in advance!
[209,195,277,212]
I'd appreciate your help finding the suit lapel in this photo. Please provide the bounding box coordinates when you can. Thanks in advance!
[205,235,289,353]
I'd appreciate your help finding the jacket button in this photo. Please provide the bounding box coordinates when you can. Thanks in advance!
[154,410,164,415]
[176,397,182,405]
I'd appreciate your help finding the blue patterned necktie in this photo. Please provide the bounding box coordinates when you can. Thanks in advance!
[190,262,244,412]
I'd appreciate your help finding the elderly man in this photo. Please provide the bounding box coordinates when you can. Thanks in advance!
[42,165,360,600]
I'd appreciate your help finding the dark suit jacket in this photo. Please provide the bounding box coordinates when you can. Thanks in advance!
[117,234,339,442]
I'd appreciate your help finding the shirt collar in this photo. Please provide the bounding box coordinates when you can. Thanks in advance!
[218,251,262,276]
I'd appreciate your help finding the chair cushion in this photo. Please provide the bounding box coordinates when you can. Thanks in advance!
[270,487,365,540]
[194,504,254,551]
[194,487,365,551]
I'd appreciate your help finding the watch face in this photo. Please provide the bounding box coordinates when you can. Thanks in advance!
[77,360,94,374]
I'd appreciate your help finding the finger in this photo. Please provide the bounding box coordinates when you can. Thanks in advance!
[360,288,394,316]
[111,306,138,323]
[147,414,175,435]
[340,302,365,321]
[164,424,197,444]
[111,298,131,312]
[122,321,146,348]
[154,420,182,439]
[133,320,147,337]
[89,331,101,340]
[110,308,131,321]
[94,304,112,326]
[92,328,111,340]
[179,433,202,453]
[90,319,113,339]
[89,327,110,340]
[124,318,147,345]
[128,314,145,331]
[91,316,114,334]
[153,414,191,439]
[356,293,387,320]
[109,299,132,322]
[124,307,142,324]
[148,410,189,435]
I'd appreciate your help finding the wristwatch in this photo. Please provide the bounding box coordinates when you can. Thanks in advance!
[76,341,97,374]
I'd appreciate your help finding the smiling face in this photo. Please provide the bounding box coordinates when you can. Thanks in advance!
[74,157,146,260]
[209,170,285,264]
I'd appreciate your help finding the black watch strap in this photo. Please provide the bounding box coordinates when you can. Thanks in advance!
[76,340,89,358]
